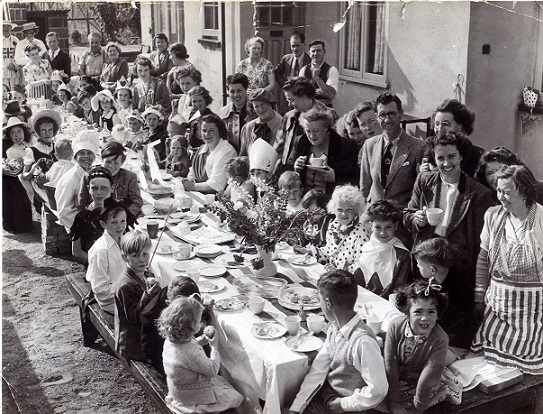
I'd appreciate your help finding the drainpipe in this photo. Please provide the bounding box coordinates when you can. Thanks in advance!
[221,1,227,106]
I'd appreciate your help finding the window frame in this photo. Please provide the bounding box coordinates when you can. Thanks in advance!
[338,2,389,88]
[202,1,220,39]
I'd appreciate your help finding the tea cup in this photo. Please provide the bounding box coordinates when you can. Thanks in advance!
[310,157,325,168]
[425,207,444,226]
[141,204,154,215]
[248,296,265,314]
[307,314,327,334]
[176,243,192,259]
[284,315,301,335]
[179,195,193,209]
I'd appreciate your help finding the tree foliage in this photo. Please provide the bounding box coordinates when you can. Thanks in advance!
[88,3,141,44]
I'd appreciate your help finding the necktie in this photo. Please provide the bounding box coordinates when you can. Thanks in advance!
[293,58,300,76]
[381,142,393,187]
[253,122,271,143]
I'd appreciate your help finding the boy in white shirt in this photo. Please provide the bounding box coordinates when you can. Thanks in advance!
[86,206,127,315]
[288,269,388,413]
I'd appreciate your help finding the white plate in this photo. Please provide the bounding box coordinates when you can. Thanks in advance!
[195,244,224,258]
[200,265,227,278]
[181,213,201,224]
[214,298,244,311]
[286,335,324,352]
[278,286,320,311]
[287,255,317,266]
[172,251,196,261]
[251,322,287,339]
[232,277,287,299]
[172,261,195,272]
[198,280,224,294]
[161,172,173,180]
[215,253,252,269]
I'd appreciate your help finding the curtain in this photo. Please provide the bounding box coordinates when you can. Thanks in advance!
[372,3,385,74]
[346,4,362,71]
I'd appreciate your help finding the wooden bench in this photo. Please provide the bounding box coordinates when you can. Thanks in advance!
[64,273,170,414]
[66,273,542,414]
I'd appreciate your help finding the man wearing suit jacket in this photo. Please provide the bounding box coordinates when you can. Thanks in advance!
[360,93,425,210]
[275,32,311,87]
[44,32,71,77]
[274,32,311,114]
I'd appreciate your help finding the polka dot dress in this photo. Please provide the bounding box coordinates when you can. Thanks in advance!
[322,221,370,273]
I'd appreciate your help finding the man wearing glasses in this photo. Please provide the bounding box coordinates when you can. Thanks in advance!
[359,93,425,245]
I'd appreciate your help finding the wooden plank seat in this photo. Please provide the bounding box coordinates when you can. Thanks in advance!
[64,273,170,414]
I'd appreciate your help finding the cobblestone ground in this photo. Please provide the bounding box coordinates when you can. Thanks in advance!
[2,221,159,414]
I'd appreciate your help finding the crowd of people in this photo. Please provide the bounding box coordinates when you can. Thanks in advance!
[3,23,542,413]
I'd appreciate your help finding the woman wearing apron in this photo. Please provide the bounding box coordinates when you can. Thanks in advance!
[471,164,543,375]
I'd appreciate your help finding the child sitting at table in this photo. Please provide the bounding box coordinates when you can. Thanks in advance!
[278,170,304,215]
[248,138,278,203]
[141,276,214,374]
[78,141,143,217]
[115,79,133,127]
[413,237,476,350]
[353,200,411,299]
[223,156,256,206]
[70,166,136,264]
[142,105,169,161]
[9,88,33,122]
[91,89,120,131]
[86,205,127,315]
[384,280,462,413]
[114,230,161,361]
[74,90,100,126]
[299,189,331,249]
[288,269,388,414]
[56,84,76,114]
[160,136,190,178]
[158,296,243,413]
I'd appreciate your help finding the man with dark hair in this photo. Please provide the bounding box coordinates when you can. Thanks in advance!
[218,73,253,153]
[44,32,71,76]
[360,92,425,223]
[275,32,311,87]
[298,39,339,108]
[274,77,338,170]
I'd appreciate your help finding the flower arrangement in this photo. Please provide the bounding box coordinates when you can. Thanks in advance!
[211,187,313,254]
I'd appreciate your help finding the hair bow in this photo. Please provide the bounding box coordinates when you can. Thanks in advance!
[417,277,442,296]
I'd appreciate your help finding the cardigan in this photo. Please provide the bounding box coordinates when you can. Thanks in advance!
[385,317,448,409]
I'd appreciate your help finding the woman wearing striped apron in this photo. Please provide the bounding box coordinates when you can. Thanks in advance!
[471,164,543,375]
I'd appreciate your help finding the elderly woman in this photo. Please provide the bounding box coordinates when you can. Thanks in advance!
[475,146,543,205]
[235,37,276,92]
[3,118,33,233]
[471,164,543,374]
[100,42,129,91]
[404,130,493,346]
[422,99,483,177]
[293,108,360,195]
[22,43,52,99]
[318,184,369,273]
[150,33,174,81]
[167,67,202,137]
[182,114,237,194]
[166,42,194,98]
[132,57,171,115]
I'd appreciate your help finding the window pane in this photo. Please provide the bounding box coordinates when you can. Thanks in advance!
[366,3,384,75]
[258,4,270,26]
[204,2,218,30]
[344,4,362,71]
[271,5,281,26]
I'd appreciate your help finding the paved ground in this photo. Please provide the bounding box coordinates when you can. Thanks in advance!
[2,219,159,414]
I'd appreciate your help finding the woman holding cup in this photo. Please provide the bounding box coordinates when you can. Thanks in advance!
[293,108,360,196]
[404,130,493,307]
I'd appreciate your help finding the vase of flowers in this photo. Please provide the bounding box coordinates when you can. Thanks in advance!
[210,188,314,278]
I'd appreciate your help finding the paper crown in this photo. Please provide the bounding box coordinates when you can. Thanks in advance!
[249,138,278,173]
[50,70,65,83]
[116,76,131,91]
[72,129,100,156]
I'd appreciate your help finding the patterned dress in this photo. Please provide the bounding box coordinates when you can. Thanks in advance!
[235,57,274,91]
[321,219,369,273]
[471,205,543,374]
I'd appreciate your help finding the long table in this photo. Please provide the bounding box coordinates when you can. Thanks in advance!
[140,188,399,414]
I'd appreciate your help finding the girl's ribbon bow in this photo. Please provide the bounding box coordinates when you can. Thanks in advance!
[417,277,442,296]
